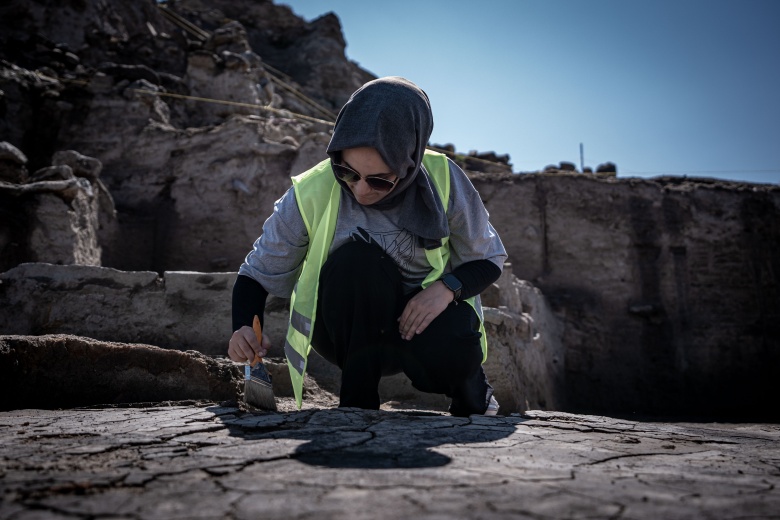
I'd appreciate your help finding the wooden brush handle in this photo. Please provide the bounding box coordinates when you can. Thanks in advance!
[250,315,263,367]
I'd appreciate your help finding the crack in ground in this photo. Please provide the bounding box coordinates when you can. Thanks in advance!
[526,421,753,449]
[580,451,698,467]
[464,466,576,483]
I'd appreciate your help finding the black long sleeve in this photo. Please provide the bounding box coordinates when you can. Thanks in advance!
[451,259,502,301]
[232,274,269,331]
[233,260,500,330]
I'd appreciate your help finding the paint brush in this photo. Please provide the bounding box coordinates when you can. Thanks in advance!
[243,315,277,411]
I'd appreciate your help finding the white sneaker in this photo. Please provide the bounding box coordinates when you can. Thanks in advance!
[485,395,499,416]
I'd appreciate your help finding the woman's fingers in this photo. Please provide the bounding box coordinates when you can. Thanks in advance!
[398,282,453,340]
[228,326,268,362]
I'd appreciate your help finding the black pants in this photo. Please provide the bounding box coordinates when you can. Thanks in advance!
[311,240,493,416]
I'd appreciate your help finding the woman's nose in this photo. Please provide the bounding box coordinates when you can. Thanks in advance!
[354,178,373,196]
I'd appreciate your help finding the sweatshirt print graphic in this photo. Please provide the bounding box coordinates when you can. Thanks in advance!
[350,226,416,272]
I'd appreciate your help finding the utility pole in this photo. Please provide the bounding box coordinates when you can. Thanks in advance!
[579,143,584,172]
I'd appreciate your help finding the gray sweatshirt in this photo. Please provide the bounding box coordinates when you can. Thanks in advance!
[239,158,507,297]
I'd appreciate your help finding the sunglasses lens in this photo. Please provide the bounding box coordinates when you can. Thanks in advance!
[365,177,394,192]
[332,161,395,192]
[333,163,359,183]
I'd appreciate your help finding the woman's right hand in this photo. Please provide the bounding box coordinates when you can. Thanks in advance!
[228,325,271,363]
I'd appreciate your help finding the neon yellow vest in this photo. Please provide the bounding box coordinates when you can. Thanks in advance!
[285,150,488,408]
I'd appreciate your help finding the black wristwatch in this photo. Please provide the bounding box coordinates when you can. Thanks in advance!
[439,273,463,302]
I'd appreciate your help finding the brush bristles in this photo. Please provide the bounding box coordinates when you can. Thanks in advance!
[243,362,277,411]
[244,378,277,411]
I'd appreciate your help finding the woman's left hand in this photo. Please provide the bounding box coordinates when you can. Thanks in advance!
[398,281,455,340]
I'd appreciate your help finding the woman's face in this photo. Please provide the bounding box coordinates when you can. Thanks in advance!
[340,147,398,206]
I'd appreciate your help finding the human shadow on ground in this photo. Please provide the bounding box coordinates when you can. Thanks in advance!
[210,406,523,470]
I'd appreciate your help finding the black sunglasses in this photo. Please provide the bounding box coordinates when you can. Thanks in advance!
[332,161,397,192]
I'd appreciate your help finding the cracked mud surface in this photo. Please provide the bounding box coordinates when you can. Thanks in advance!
[1,405,778,519]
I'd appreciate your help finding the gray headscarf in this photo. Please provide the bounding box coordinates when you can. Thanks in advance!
[326,76,449,249]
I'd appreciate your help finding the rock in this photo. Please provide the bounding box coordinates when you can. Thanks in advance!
[30,164,75,182]
[0,172,100,268]
[206,20,252,54]
[481,268,565,412]
[469,150,511,165]
[183,47,266,125]
[596,161,618,174]
[0,140,27,165]
[64,112,309,271]
[559,161,577,171]
[0,0,188,77]
[0,1,354,273]
[179,0,373,112]
[0,334,242,410]
[97,62,162,87]
[51,149,103,180]
[0,405,778,519]
[432,142,456,153]
[0,264,237,355]
[0,141,28,183]
[288,131,331,175]
[462,150,513,174]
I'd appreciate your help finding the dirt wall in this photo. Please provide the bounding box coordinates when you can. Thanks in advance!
[474,172,780,420]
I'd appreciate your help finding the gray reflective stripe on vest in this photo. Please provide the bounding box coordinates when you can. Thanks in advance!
[290,308,311,336]
[284,339,306,375]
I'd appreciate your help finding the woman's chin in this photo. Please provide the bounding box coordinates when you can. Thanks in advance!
[353,193,382,206]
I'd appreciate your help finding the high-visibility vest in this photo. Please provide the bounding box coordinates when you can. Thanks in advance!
[284,150,488,408]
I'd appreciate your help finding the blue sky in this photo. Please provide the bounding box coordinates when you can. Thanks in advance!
[280,0,780,184]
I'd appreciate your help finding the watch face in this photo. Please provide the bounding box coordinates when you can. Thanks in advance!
[444,274,462,291]
[442,274,462,300]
